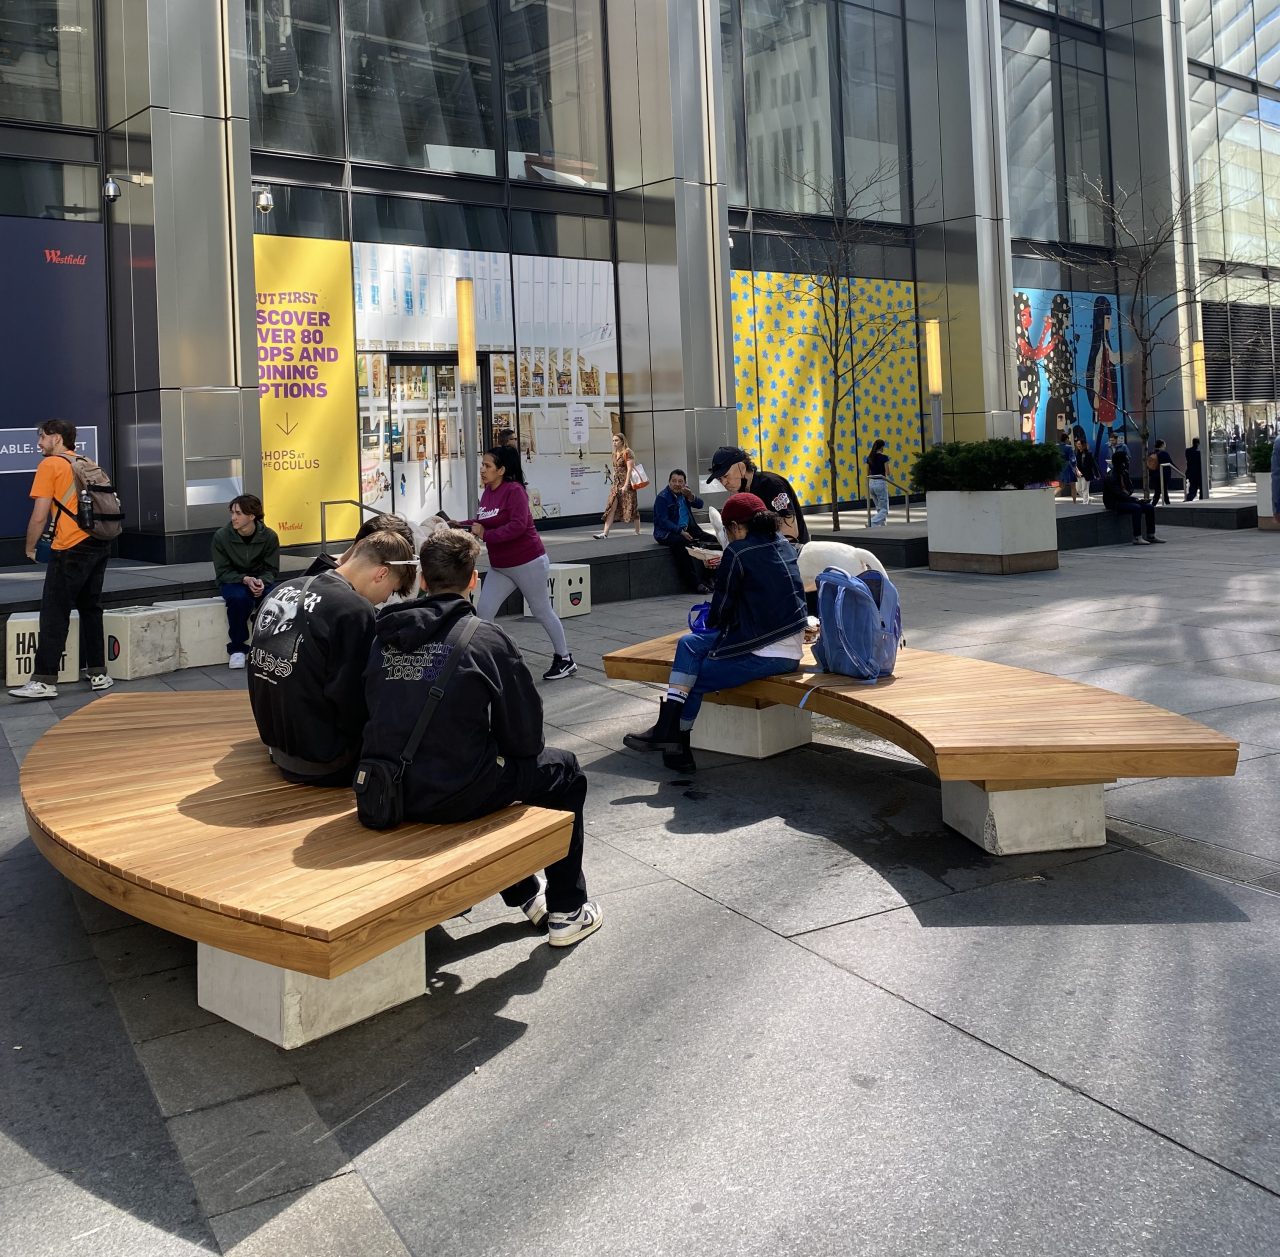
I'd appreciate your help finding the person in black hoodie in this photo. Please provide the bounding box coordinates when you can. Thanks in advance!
[362,529,603,948]
[248,531,418,785]
[303,512,416,579]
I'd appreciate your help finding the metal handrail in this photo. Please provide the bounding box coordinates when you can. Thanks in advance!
[864,477,912,527]
[319,499,382,553]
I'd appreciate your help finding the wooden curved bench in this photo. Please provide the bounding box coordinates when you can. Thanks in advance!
[20,691,571,1047]
[603,634,1239,855]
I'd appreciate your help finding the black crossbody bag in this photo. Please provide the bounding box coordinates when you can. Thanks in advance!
[353,616,481,830]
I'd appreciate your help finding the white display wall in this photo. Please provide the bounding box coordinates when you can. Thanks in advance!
[354,242,619,525]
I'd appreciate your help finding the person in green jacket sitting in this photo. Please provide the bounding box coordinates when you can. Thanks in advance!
[211,494,280,669]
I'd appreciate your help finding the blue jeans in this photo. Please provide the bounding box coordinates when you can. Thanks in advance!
[220,581,274,654]
[669,631,800,726]
[869,477,889,526]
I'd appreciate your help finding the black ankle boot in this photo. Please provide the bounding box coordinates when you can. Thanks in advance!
[662,731,696,773]
[623,698,684,752]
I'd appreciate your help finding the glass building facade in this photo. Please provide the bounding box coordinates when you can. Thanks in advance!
[3,0,1280,558]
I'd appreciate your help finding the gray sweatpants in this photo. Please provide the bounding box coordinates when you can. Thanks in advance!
[477,553,570,659]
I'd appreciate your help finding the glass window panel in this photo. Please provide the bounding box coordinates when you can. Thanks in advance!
[1002,21,1058,241]
[1257,5,1280,87]
[1261,110,1280,265]
[246,0,343,156]
[1214,0,1258,79]
[351,194,508,252]
[346,0,499,176]
[502,0,607,190]
[1060,59,1109,245]
[510,211,611,259]
[0,156,99,220]
[1190,80,1226,260]
[840,4,905,222]
[1056,0,1101,25]
[742,0,835,213]
[720,0,748,205]
[250,184,346,239]
[1219,92,1267,263]
[1184,0,1214,64]
[0,1,96,127]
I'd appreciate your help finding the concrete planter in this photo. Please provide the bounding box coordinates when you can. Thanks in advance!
[926,488,1059,574]
[1258,472,1278,530]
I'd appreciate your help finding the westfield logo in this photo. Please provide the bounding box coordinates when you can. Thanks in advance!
[44,249,87,266]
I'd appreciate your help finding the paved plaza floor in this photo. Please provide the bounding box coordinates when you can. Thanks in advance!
[2,527,1279,1256]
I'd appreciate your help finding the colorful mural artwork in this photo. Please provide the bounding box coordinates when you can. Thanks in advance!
[1014,288,1124,455]
[730,270,922,504]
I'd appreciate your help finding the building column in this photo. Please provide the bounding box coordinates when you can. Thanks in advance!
[102,0,260,561]
[607,0,735,490]
[907,0,1018,442]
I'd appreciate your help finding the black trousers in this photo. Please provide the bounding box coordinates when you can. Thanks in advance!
[659,522,717,591]
[1151,468,1171,505]
[482,748,589,915]
[1185,474,1203,501]
[1110,499,1156,538]
[34,538,110,682]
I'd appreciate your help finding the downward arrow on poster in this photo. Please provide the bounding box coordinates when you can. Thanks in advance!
[276,414,299,436]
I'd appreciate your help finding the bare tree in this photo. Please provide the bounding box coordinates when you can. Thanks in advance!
[1034,175,1245,498]
[751,161,922,531]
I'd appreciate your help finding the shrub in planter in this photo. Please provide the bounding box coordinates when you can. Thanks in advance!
[1250,440,1274,475]
[911,439,1064,493]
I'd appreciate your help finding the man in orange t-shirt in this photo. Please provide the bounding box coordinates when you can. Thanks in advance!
[8,419,114,701]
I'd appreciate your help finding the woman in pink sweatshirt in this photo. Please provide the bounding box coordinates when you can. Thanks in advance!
[460,445,577,680]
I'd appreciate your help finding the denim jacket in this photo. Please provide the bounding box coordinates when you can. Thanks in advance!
[653,486,704,542]
[706,532,807,659]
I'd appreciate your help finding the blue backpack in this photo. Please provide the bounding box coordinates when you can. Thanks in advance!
[811,567,903,682]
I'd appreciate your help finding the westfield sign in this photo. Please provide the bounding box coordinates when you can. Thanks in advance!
[44,249,87,266]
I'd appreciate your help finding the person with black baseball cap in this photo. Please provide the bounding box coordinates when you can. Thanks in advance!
[705,446,809,544]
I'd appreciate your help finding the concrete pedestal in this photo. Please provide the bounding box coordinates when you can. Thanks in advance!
[103,606,180,679]
[524,562,591,619]
[941,780,1107,856]
[155,598,229,668]
[197,937,427,1049]
[5,610,79,685]
[691,701,812,759]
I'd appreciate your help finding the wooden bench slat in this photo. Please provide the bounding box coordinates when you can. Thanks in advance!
[21,692,573,970]
[601,634,1239,783]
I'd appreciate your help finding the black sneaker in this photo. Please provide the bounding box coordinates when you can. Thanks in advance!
[543,655,577,681]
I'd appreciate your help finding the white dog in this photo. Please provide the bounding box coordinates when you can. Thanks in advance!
[797,540,888,591]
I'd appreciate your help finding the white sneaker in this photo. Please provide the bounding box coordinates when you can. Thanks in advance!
[8,680,57,700]
[88,673,114,692]
[229,652,247,670]
[547,900,604,948]
[521,877,548,927]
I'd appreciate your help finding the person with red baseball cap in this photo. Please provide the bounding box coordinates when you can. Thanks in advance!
[624,491,808,772]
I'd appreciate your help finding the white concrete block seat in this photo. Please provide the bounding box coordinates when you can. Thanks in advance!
[602,634,1240,856]
[20,692,572,1047]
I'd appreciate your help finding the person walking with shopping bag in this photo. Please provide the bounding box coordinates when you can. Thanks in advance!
[594,432,642,539]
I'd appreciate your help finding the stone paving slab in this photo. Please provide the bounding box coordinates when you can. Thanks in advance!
[799,850,1280,1194]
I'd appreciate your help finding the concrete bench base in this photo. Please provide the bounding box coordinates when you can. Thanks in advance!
[197,937,427,1049]
[691,701,812,759]
[941,780,1107,856]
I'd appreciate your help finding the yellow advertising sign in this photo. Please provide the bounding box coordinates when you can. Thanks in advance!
[253,235,360,546]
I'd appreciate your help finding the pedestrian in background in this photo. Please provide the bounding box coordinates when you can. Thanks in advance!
[866,439,891,526]
[595,432,640,539]
[1184,437,1204,501]
[212,495,280,671]
[460,445,577,681]
[1074,435,1097,506]
[1150,439,1176,505]
[9,419,113,700]
[1058,433,1078,502]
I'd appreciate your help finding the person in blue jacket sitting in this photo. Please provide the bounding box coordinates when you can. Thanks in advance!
[653,468,719,593]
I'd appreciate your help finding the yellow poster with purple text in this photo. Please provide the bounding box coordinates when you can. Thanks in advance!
[253,235,360,545]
